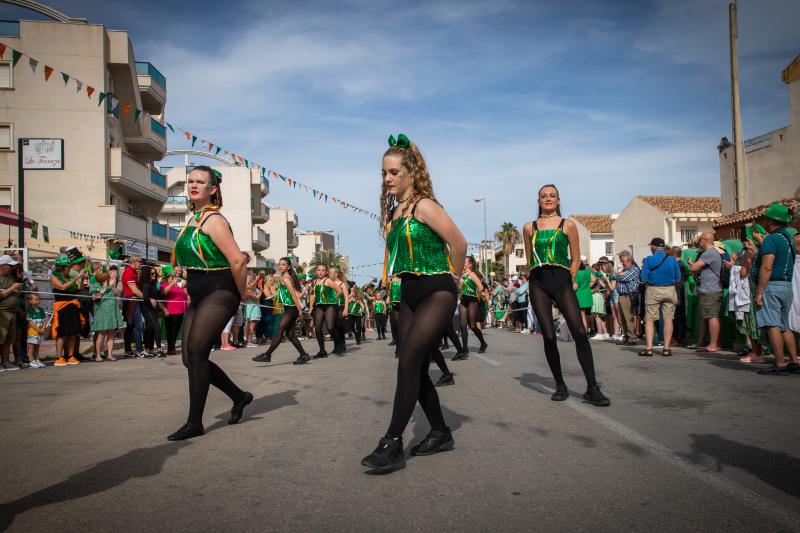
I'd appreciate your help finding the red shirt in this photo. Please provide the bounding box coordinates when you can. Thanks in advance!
[122,265,138,298]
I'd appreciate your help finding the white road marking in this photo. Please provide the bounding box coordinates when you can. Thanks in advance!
[531,383,800,532]
[475,353,501,366]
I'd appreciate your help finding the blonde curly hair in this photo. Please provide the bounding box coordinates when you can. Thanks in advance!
[379,141,439,236]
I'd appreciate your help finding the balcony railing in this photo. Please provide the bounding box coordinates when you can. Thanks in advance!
[0,20,20,37]
[152,222,168,239]
[135,62,167,89]
[169,227,181,241]
[150,169,167,188]
[150,118,166,139]
[165,195,187,205]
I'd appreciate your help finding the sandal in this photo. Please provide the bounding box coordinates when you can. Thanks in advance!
[93,357,104,362]
[638,349,653,357]
[739,354,766,364]
[662,349,672,357]
[106,355,117,361]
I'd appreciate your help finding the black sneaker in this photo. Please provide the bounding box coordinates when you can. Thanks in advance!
[228,392,253,425]
[387,340,396,346]
[435,373,455,387]
[757,365,789,376]
[410,428,454,456]
[313,351,328,359]
[252,353,271,363]
[361,436,405,473]
[583,385,610,406]
[293,353,311,365]
[167,422,204,441]
[452,351,469,361]
[478,343,488,354]
[551,384,569,401]
[787,363,800,374]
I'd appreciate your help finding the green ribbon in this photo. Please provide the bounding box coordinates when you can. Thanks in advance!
[388,133,410,149]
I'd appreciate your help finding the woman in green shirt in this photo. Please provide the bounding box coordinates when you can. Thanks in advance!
[522,184,609,407]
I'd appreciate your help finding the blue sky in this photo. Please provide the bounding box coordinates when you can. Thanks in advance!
[4,0,798,277]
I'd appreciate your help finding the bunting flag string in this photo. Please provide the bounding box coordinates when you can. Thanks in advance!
[0,41,381,221]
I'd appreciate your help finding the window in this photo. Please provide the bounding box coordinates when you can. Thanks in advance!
[0,62,12,88]
[515,249,524,258]
[109,193,115,205]
[0,124,11,150]
[605,242,614,255]
[0,187,11,209]
[681,226,698,243]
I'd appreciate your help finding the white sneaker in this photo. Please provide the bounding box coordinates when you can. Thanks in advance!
[521,329,530,335]
[246,343,258,348]
[590,334,604,340]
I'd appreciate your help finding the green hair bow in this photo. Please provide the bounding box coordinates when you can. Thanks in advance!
[388,134,411,149]
[211,169,223,182]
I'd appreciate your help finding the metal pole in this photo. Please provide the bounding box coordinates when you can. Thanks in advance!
[17,138,24,249]
[729,2,746,211]
[482,199,488,278]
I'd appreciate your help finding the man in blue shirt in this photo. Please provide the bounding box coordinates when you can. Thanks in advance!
[639,238,682,356]
[753,203,798,375]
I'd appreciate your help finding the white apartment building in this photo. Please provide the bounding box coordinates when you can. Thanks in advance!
[570,214,617,264]
[0,16,171,261]
[157,154,270,269]
[260,205,299,266]
[294,230,336,267]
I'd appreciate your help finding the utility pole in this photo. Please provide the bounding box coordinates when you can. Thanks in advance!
[729,2,747,211]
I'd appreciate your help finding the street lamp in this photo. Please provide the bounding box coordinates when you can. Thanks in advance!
[474,197,488,278]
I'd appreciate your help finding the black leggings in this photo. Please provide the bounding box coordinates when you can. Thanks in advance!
[263,307,306,359]
[312,304,339,353]
[142,310,161,351]
[459,296,486,351]
[375,313,387,337]
[182,272,246,426]
[528,266,597,388]
[387,274,457,438]
[165,313,184,352]
[350,315,363,340]
[336,306,347,345]
[389,305,399,344]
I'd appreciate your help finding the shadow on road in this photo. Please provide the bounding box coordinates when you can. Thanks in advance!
[0,441,190,532]
[686,433,800,498]
[206,389,300,432]
[514,372,558,396]
[408,405,472,454]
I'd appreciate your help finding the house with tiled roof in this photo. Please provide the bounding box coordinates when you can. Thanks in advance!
[569,214,617,264]
[713,196,800,239]
[718,55,800,214]
[612,196,722,262]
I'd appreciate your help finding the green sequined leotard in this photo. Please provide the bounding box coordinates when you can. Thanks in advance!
[390,281,401,303]
[374,301,386,314]
[172,211,230,270]
[384,209,452,277]
[529,219,570,270]
[461,274,478,297]
[314,280,338,305]
[277,281,295,306]
[348,301,363,316]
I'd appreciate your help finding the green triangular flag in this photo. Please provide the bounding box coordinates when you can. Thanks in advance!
[61,72,69,85]
[133,109,142,121]
[215,147,222,155]
[97,92,107,107]
[166,122,174,133]
[191,135,197,147]
[279,174,287,182]
[12,50,21,67]
[30,222,38,239]
[43,226,49,243]
[244,158,249,167]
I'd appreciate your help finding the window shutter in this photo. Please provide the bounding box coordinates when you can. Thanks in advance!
[0,63,11,88]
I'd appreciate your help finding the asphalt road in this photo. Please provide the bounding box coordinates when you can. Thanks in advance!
[1,328,799,532]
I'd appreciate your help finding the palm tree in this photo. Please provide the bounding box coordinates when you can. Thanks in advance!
[494,222,520,275]
[310,249,344,269]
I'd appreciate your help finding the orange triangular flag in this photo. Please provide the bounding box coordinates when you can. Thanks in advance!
[122,104,132,116]
[208,143,214,152]
[87,86,95,98]
[0,44,6,59]
[44,65,54,81]
[184,131,191,141]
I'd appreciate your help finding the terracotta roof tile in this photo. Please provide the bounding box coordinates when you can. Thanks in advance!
[713,196,800,228]
[570,214,614,233]
[637,195,721,214]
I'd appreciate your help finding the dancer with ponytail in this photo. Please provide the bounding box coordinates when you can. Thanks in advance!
[253,258,310,365]
[328,266,349,354]
[374,296,388,340]
[309,264,343,358]
[523,184,610,406]
[361,133,467,474]
[168,166,252,441]
[458,256,488,355]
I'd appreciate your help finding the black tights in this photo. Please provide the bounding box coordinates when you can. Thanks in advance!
[375,313,387,337]
[459,299,486,351]
[350,316,363,340]
[387,274,456,438]
[389,307,399,344]
[442,321,463,352]
[430,348,451,376]
[263,307,306,359]
[312,305,339,353]
[529,267,597,388]
[182,289,245,426]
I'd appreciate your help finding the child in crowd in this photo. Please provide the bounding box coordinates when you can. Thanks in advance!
[26,293,46,368]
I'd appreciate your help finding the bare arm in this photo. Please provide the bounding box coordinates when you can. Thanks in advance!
[50,274,81,291]
[469,271,484,294]
[283,276,303,313]
[415,198,466,277]
[756,254,775,307]
[564,219,580,279]
[689,257,706,275]
[203,214,247,298]
[522,221,533,267]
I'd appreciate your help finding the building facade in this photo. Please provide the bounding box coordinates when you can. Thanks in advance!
[613,196,721,262]
[294,230,335,267]
[570,214,616,264]
[719,55,800,214]
[0,18,170,260]
[157,160,270,269]
[259,205,298,266]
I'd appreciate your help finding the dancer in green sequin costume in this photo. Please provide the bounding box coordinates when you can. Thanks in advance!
[457,255,488,356]
[522,184,610,407]
[361,134,467,474]
[309,264,344,358]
